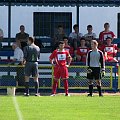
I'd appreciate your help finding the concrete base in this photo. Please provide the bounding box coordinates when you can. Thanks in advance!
[7,87,16,96]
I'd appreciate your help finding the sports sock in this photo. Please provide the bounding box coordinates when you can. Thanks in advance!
[97,85,102,96]
[35,81,39,94]
[89,84,93,95]
[52,80,58,94]
[25,82,29,94]
[63,80,68,95]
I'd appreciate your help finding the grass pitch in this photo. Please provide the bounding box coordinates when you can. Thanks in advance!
[0,95,120,120]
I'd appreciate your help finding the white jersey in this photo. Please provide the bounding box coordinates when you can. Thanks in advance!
[69,32,83,39]
[14,47,24,62]
[84,32,96,40]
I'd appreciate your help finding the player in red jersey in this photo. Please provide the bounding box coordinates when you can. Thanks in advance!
[99,23,115,44]
[49,41,72,96]
[76,38,89,62]
[63,37,74,59]
[98,40,105,51]
[103,37,118,62]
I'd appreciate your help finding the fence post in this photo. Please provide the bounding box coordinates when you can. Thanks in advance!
[112,63,118,92]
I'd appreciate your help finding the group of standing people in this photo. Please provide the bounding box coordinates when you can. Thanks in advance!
[50,22,117,97]
[50,39,105,97]
[15,36,40,96]
[0,25,43,96]
[0,22,116,96]
[13,24,106,97]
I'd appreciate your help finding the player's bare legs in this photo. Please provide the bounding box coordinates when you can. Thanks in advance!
[51,78,59,95]
[24,76,30,96]
[33,75,40,96]
[63,78,69,96]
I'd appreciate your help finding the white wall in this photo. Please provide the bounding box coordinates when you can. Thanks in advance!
[80,6,120,37]
[11,6,76,37]
[0,6,120,38]
[0,6,8,37]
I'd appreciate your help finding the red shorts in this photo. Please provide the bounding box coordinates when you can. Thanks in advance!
[54,66,68,79]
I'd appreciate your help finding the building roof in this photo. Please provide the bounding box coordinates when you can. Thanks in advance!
[0,0,120,7]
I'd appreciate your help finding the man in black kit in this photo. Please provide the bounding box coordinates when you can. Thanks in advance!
[86,40,105,97]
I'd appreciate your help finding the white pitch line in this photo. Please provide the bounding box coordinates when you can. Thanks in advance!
[12,96,23,120]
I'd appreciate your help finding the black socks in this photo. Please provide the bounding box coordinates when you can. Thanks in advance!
[89,84,93,95]
[25,82,29,94]
[97,85,102,96]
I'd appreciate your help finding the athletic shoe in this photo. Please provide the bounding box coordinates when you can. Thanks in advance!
[35,93,40,97]
[65,94,70,97]
[24,93,29,96]
[50,94,56,96]
[87,94,93,97]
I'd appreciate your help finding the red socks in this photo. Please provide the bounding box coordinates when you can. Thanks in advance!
[52,79,68,95]
[63,80,68,95]
[52,80,58,94]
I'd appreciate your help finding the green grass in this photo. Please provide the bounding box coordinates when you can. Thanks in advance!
[0,95,120,120]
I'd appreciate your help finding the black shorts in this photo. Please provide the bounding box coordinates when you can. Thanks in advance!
[87,67,101,80]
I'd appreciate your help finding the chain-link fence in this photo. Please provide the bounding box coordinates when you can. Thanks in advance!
[0,64,118,91]
[0,65,53,88]
[59,66,113,89]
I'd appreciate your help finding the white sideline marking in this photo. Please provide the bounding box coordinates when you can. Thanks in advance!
[12,97,23,120]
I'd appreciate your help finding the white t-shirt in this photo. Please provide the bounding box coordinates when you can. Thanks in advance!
[14,47,23,62]
[69,32,83,39]
[84,32,96,40]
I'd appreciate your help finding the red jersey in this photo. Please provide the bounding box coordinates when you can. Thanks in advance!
[49,49,70,66]
[98,44,105,51]
[103,44,118,57]
[99,31,115,41]
[64,45,74,57]
[77,47,89,56]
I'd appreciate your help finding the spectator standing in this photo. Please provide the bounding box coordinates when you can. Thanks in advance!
[12,42,24,64]
[53,25,67,50]
[84,25,96,47]
[99,23,115,44]
[69,24,83,50]
[12,42,24,86]
[23,37,40,96]
[16,25,29,50]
